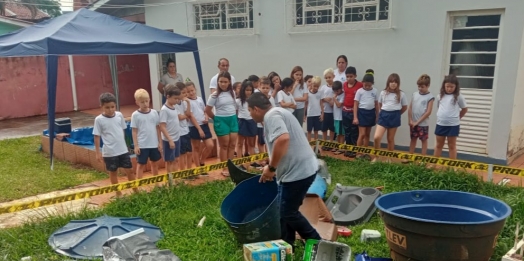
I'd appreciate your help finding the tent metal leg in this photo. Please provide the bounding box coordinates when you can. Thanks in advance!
[109,55,120,110]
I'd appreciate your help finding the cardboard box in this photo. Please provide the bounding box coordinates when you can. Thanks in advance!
[298,194,338,241]
[243,240,293,261]
[303,239,351,261]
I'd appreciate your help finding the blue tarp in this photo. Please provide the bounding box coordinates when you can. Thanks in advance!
[0,8,206,169]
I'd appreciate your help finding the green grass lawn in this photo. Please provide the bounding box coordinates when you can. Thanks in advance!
[0,157,523,260]
[0,136,108,202]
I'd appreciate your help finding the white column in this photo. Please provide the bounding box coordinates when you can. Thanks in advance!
[68,55,78,111]
[148,54,161,111]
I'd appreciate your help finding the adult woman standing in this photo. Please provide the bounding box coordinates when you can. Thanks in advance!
[334,55,348,83]
[157,59,183,104]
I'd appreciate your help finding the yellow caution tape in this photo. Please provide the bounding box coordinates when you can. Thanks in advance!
[0,153,268,214]
[310,139,524,176]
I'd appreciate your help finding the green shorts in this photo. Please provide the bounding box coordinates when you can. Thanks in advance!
[334,120,345,135]
[214,115,239,137]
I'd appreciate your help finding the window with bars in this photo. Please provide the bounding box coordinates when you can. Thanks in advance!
[193,1,253,31]
[448,14,501,90]
[294,0,389,26]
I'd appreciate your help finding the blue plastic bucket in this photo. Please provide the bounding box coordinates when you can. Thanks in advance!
[375,190,512,261]
[220,175,281,244]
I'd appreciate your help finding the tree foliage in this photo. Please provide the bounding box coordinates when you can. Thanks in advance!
[0,0,62,19]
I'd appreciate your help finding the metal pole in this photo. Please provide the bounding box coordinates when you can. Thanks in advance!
[68,55,78,111]
[108,55,120,110]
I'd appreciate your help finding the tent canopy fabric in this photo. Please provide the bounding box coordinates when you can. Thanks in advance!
[0,8,198,56]
[0,8,206,169]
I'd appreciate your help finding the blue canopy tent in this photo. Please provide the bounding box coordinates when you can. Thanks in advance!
[0,8,206,169]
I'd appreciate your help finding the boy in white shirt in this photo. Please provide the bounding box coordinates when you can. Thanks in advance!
[408,74,435,157]
[305,76,323,141]
[175,82,194,172]
[93,93,138,197]
[320,68,336,143]
[131,89,162,182]
[159,84,182,177]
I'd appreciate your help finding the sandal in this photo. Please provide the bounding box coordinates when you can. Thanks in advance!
[221,171,230,177]
[334,150,344,155]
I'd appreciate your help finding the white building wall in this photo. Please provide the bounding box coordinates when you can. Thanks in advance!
[145,0,524,161]
[508,25,524,162]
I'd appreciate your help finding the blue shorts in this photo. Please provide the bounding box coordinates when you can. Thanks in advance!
[377,110,401,129]
[257,127,265,145]
[163,139,181,162]
[321,113,335,132]
[180,134,192,154]
[136,148,161,165]
[189,124,212,140]
[435,124,460,137]
[358,108,376,127]
[238,118,257,137]
[307,116,322,132]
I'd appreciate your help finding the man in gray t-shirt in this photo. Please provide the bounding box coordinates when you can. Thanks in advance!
[247,92,321,248]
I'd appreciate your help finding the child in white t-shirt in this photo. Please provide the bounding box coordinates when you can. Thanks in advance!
[186,82,214,177]
[353,70,379,149]
[131,89,162,182]
[255,77,275,167]
[332,81,345,150]
[373,73,408,161]
[306,76,323,141]
[277,78,297,114]
[320,68,336,143]
[174,83,193,172]
[236,80,257,161]
[434,75,468,159]
[93,93,138,197]
[407,74,435,157]
[159,84,182,176]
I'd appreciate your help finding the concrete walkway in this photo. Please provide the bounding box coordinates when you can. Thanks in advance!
[0,111,96,140]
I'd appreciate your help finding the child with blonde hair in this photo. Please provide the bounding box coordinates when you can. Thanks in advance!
[305,76,323,141]
[131,88,162,183]
[320,68,336,144]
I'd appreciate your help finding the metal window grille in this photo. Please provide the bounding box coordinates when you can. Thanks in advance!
[193,0,254,31]
[294,0,389,26]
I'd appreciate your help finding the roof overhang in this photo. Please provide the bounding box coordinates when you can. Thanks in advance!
[0,16,32,27]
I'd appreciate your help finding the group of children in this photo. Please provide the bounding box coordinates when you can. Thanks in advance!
[93,81,218,195]
[92,61,469,193]
[297,66,468,162]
